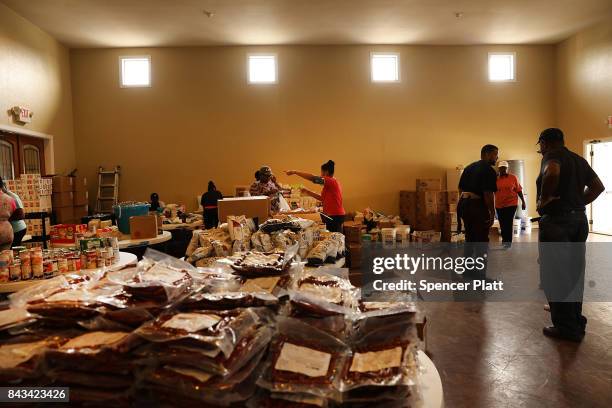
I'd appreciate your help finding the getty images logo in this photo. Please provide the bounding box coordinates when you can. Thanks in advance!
[372,253,487,275]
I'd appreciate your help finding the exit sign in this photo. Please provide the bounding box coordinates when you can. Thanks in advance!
[11,106,33,124]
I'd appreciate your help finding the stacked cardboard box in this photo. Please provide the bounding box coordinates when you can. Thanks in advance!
[343,221,363,271]
[5,174,52,214]
[400,177,462,239]
[25,218,52,237]
[52,176,89,224]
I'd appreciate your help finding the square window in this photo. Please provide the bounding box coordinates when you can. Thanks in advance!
[371,53,400,82]
[120,56,151,87]
[248,54,277,84]
[488,53,515,82]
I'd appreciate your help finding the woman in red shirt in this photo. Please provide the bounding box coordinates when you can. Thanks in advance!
[285,160,346,232]
[495,161,526,248]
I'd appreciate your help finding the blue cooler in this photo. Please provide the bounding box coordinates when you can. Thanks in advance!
[113,203,150,234]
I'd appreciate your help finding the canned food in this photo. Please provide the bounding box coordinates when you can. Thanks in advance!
[32,263,44,279]
[72,256,82,271]
[1,249,14,264]
[21,263,32,280]
[57,258,68,274]
[43,260,54,278]
[19,250,31,265]
[0,266,8,283]
[86,250,97,270]
[9,262,21,281]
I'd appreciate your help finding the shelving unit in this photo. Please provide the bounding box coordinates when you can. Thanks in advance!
[24,211,50,249]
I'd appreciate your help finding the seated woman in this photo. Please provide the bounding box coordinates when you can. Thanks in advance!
[250,166,282,213]
[1,178,26,246]
[285,160,345,233]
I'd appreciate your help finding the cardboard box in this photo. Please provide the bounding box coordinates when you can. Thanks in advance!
[74,205,89,222]
[129,215,158,240]
[54,207,75,224]
[416,191,439,216]
[218,196,270,224]
[446,191,460,206]
[52,176,74,193]
[416,178,441,192]
[52,192,74,208]
[343,223,363,244]
[73,191,89,206]
[73,176,87,192]
[446,168,463,191]
[399,191,417,225]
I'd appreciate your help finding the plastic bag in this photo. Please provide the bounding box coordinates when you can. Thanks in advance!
[135,308,268,359]
[257,317,348,401]
[139,347,266,406]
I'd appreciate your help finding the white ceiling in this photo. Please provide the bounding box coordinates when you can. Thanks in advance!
[3,0,612,48]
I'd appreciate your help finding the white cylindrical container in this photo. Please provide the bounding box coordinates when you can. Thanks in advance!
[521,217,532,235]
[381,228,397,244]
[513,219,522,237]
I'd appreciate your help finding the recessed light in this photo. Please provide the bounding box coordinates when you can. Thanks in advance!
[203,10,215,18]
[455,12,464,18]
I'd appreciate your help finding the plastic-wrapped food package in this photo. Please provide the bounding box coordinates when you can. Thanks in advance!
[248,389,330,408]
[272,230,299,250]
[135,308,269,360]
[139,347,266,406]
[257,317,348,401]
[107,263,191,305]
[0,335,66,383]
[259,218,303,234]
[181,290,280,311]
[135,323,272,377]
[45,331,142,374]
[190,266,242,293]
[230,247,297,278]
[306,239,339,266]
[0,308,36,333]
[328,232,346,258]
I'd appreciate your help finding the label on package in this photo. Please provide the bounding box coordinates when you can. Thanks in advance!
[274,342,331,378]
[166,366,212,383]
[61,332,129,350]
[241,276,280,293]
[349,347,403,373]
[161,313,221,332]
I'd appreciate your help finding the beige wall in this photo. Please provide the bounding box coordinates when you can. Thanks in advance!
[71,45,556,214]
[0,3,76,174]
[556,17,612,153]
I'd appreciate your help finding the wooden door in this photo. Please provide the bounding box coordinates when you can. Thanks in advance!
[0,132,46,179]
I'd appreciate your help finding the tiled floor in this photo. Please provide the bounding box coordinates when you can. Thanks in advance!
[424,232,612,408]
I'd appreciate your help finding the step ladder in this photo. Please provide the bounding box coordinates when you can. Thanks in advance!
[95,166,120,213]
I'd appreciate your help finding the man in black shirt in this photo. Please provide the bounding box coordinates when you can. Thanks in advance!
[458,144,499,279]
[536,128,604,342]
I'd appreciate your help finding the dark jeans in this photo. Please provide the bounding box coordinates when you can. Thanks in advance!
[460,198,490,278]
[496,206,517,243]
[12,229,27,247]
[539,211,589,336]
[323,214,345,233]
[203,208,219,229]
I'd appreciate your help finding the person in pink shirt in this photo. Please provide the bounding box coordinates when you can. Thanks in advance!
[0,182,17,250]
[285,160,346,232]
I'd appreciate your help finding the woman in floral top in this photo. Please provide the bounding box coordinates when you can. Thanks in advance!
[0,183,17,250]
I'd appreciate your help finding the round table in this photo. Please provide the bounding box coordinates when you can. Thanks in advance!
[118,231,172,249]
[0,252,138,294]
[417,350,444,408]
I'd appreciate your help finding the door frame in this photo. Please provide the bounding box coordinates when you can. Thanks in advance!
[584,137,612,236]
[0,124,55,175]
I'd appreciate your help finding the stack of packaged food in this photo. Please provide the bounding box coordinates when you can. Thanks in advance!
[5,174,53,214]
[187,215,348,270]
[0,246,422,407]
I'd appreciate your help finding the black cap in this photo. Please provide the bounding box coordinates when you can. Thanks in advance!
[537,128,564,144]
